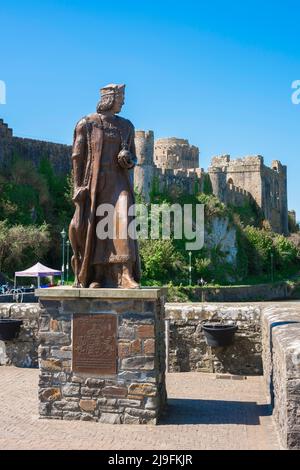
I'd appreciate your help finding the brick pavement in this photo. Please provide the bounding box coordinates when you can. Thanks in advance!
[0,367,281,450]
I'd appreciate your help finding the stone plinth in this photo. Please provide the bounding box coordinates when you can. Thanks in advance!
[35,288,167,424]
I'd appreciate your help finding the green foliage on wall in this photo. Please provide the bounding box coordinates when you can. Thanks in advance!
[0,155,73,276]
[202,173,213,195]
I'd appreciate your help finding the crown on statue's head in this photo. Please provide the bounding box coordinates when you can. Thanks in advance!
[100,83,125,96]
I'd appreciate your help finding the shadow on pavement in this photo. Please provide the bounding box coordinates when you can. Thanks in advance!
[160,398,272,425]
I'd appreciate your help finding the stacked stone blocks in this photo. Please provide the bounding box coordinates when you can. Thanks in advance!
[37,289,166,425]
[261,304,300,449]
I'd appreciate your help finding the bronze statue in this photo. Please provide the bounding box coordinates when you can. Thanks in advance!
[69,84,140,289]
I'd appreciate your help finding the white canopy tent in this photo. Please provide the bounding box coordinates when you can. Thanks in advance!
[14,262,61,288]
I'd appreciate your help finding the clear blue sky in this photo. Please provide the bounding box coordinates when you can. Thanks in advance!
[1,1,300,215]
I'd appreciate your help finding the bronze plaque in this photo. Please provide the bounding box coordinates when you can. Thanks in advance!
[73,314,117,374]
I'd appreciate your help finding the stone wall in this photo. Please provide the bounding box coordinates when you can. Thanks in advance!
[1,301,263,376]
[166,303,262,375]
[0,118,71,176]
[187,282,290,303]
[261,304,300,449]
[37,289,166,424]
[0,303,39,367]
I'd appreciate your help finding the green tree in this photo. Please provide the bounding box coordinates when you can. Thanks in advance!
[139,239,185,283]
[0,220,50,277]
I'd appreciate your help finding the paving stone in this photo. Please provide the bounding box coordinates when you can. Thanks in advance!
[0,368,281,450]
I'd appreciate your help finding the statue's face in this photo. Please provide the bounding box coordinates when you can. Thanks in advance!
[113,91,125,114]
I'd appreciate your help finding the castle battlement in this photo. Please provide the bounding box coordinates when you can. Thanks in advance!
[154,137,199,170]
[0,118,13,138]
[208,154,288,234]
[0,118,71,175]
[210,155,264,169]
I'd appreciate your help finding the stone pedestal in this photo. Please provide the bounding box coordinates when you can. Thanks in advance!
[35,288,167,424]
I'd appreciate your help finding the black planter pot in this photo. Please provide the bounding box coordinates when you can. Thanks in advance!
[0,319,23,341]
[202,322,238,347]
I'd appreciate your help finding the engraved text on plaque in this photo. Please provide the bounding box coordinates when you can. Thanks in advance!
[73,314,117,374]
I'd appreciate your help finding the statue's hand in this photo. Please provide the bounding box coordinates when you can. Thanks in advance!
[117,149,137,169]
[72,186,88,202]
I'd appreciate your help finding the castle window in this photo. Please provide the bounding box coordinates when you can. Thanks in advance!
[227,178,234,190]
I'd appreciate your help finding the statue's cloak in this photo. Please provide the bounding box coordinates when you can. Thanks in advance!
[69,113,140,287]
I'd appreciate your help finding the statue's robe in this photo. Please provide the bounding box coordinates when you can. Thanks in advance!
[69,112,140,288]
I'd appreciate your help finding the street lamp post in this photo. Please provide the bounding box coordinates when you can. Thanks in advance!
[270,252,274,283]
[60,229,66,286]
[189,251,192,286]
[200,277,206,303]
[66,240,70,283]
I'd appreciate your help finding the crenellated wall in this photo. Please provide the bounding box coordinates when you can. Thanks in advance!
[0,118,71,175]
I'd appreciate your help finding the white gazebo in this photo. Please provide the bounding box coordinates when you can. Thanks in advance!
[14,262,61,288]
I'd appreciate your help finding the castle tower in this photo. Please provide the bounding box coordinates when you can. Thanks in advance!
[154,137,199,170]
[208,154,289,235]
[0,118,13,168]
[208,155,231,203]
[0,118,13,138]
[134,130,155,201]
[265,160,288,235]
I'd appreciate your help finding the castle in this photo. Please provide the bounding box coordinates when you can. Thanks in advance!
[134,130,289,235]
[134,131,204,199]
[0,119,290,234]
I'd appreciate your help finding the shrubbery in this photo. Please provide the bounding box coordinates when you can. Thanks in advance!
[138,185,300,286]
[0,220,50,277]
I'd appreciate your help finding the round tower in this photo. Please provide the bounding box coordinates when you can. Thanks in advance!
[134,130,155,201]
[154,137,199,170]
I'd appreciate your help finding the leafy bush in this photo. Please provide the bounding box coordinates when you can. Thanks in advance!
[243,226,273,274]
[0,221,51,277]
[273,235,299,269]
[139,239,185,283]
[229,199,263,228]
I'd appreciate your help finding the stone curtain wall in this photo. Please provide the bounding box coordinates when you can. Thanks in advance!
[0,303,39,367]
[166,303,262,375]
[0,119,71,176]
[37,293,166,424]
